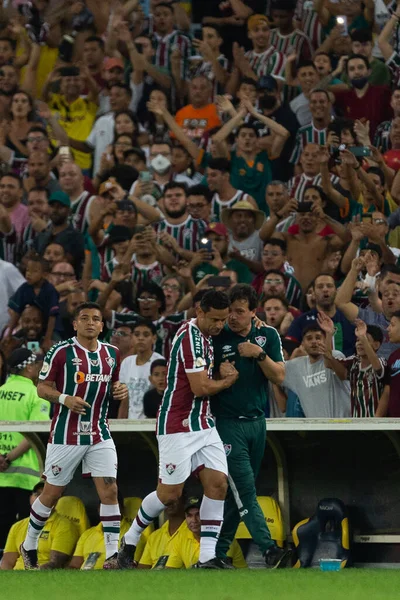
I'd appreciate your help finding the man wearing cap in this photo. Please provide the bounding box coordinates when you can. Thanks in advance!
[0,348,49,550]
[34,191,85,274]
[227,15,285,94]
[222,200,265,274]
[206,157,257,223]
[192,222,253,285]
[165,497,247,569]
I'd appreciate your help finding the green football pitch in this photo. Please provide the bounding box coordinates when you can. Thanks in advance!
[2,569,400,600]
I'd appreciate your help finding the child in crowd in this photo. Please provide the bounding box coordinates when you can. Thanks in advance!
[6,255,60,351]
[143,359,168,419]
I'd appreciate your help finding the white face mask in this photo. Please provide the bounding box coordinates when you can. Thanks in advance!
[150,154,171,175]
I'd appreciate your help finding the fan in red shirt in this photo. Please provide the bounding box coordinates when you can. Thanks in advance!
[376,311,400,417]
[333,54,392,139]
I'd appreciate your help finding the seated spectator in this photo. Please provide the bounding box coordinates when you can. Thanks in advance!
[287,273,356,356]
[0,481,79,570]
[326,320,385,417]
[138,499,184,568]
[118,320,165,419]
[69,499,150,570]
[166,497,247,569]
[143,359,168,419]
[282,318,351,417]
[6,255,59,350]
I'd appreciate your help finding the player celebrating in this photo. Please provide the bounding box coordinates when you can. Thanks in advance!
[20,302,128,570]
[118,290,239,569]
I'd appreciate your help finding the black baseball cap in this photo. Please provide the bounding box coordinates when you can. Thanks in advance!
[184,496,202,512]
[257,75,278,91]
[8,348,43,369]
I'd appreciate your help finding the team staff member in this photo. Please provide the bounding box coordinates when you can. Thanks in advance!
[166,497,247,569]
[138,500,185,569]
[212,284,290,569]
[0,481,79,570]
[0,348,49,551]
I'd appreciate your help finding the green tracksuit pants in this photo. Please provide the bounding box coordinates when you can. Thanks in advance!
[215,417,274,558]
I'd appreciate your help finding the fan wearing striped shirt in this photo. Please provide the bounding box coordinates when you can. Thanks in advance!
[290,89,332,164]
[269,0,313,62]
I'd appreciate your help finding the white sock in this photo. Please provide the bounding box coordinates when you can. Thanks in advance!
[100,504,121,559]
[124,491,166,546]
[24,498,52,551]
[199,495,224,563]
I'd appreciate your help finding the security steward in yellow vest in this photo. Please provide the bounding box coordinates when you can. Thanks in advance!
[0,348,49,550]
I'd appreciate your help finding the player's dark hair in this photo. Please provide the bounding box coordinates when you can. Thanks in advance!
[208,157,231,174]
[264,238,287,253]
[200,289,229,313]
[137,283,166,314]
[73,302,102,320]
[302,323,325,339]
[312,272,335,289]
[236,123,258,137]
[296,60,317,76]
[27,254,50,273]
[193,289,209,305]
[133,318,157,336]
[187,184,212,203]
[346,53,370,72]
[85,35,105,50]
[229,284,258,311]
[150,358,167,374]
[366,325,383,345]
[263,295,289,309]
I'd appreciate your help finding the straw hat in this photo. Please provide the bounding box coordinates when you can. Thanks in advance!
[221,200,265,231]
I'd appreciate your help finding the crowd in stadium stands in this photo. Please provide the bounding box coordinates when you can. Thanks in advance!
[1,0,400,569]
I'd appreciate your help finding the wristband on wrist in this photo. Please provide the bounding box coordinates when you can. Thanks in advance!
[59,394,68,405]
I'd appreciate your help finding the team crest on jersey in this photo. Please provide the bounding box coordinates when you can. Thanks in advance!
[51,464,62,476]
[182,418,189,428]
[224,444,232,456]
[255,336,266,347]
[158,325,167,340]
[195,357,206,368]
[90,359,99,367]
[72,357,82,366]
[106,357,115,368]
[166,463,176,475]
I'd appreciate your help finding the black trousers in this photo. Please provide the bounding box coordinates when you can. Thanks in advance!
[0,487,31,551]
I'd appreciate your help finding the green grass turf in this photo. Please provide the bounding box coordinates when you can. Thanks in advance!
[2,569,400,600]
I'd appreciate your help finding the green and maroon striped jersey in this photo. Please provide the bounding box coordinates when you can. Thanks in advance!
[210,190,248,223]
[245,47,286,79]
[153,216,207,252]
[290,122,328,164]
[39,337,120,446]
[157,319,215,435]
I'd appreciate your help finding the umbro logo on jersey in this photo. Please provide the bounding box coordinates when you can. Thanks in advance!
[74,371,112,384]
[166,463,176,475]
[106,357,115,368]
[222,345,232,353]
[90,359,99,367]
[255,336,266,347]
[51,464,62,476]
[72,358,82,366]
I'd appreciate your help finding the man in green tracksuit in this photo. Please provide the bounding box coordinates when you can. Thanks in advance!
[212,284,290,568]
